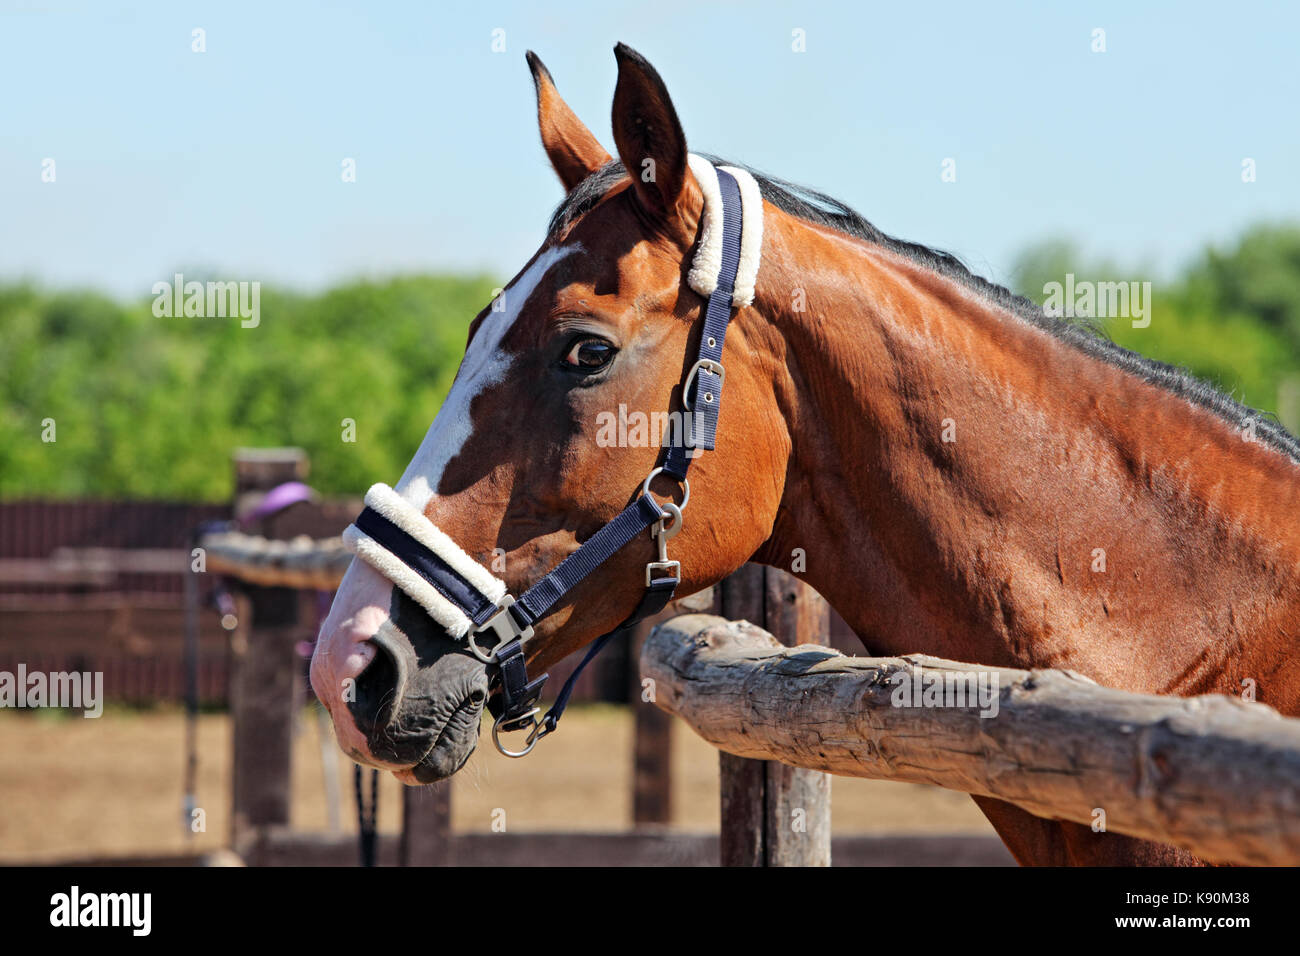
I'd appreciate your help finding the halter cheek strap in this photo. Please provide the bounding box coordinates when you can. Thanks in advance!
[343,159,753,757]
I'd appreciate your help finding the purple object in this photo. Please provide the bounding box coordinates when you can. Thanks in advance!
[238,481,315,527]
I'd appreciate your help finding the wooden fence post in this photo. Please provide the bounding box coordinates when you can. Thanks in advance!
[228,448,309,847]
[632,617,674,826]
[718,564,832,866]
[629,585,719,827]
[401,784,452,866]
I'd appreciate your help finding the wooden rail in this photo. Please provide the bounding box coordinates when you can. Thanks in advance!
[200,530,350,590]
[641,614,1300,866]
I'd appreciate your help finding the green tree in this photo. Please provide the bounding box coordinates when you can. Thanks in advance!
[0,275,497,501]
[1011,226,1300,432]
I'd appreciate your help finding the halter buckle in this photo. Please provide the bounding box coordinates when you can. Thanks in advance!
[468,595,534,664]
[682,358,725,411]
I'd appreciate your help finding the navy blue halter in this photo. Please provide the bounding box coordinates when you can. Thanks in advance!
[350,168,746,755]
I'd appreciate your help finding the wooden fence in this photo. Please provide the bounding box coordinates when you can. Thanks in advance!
[642,614,1300,866]
[29,447,1295,866]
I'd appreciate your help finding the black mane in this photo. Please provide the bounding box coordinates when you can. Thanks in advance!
[549,157,1300,466]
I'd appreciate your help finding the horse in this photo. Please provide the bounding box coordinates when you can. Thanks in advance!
[311,43,1300,866]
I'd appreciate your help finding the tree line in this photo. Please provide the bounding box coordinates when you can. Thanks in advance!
[2,223,1298,501]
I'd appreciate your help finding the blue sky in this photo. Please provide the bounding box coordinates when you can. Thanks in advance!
[2,0,1297,298]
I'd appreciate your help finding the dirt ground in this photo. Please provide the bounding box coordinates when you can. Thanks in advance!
[0,703,993,863]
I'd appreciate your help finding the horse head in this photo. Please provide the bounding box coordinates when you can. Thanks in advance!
[311,45,786,783]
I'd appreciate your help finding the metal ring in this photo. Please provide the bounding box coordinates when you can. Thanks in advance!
[655,501,683,540]
[492,709,542,758]
[642,466,690,512]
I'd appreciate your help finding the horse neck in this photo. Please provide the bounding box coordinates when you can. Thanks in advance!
[748,208,1300,700]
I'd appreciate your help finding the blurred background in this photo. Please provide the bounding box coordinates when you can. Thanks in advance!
[1,1,1298,864]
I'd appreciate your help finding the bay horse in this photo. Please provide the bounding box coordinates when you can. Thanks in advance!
[311,44,1300,866]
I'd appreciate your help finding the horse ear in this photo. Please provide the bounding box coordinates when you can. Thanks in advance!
[527,51,611,192]
[611,43,689,221]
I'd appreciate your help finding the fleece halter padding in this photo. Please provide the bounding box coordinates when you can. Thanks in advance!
[686,154,763,308]
[343,483,507,639]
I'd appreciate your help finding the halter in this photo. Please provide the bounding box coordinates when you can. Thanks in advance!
[342,157,759,757]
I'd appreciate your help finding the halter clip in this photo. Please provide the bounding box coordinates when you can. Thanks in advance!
[467,594,534,664]
[646,501,683,586]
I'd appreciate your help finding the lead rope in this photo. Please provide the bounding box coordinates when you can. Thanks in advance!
[355,764,378,867]
[181,519,239,839]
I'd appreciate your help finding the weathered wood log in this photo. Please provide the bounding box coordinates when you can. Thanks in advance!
[200,530,351,590]
[641,614,1300,866]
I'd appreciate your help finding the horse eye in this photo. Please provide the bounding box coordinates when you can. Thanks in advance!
[564,338,617,371]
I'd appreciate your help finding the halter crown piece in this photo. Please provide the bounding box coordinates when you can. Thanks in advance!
[343,156,761,757]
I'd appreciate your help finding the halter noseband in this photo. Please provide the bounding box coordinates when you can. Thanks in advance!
[343,157,756,757]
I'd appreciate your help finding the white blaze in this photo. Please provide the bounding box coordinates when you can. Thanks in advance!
[309,243,581,733]
[395,243,578,510]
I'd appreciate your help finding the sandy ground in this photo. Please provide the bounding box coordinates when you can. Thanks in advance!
[0,703,993,863]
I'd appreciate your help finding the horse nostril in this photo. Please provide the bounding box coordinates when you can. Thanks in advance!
[351,638,401,731]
